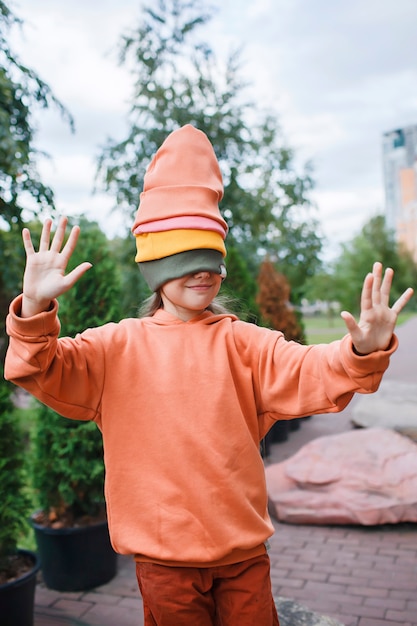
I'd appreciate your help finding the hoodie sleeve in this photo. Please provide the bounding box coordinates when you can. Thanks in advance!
[233,321,398,419]
[4,295,104,422]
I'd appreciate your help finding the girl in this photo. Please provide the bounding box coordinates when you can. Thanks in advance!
[5,125,413,626]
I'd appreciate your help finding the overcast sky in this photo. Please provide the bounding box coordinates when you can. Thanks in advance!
[9,0,417,261]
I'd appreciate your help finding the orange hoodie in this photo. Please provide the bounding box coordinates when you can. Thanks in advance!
[5,295,397,566]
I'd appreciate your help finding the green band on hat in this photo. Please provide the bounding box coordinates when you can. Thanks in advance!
[139,249,227,292]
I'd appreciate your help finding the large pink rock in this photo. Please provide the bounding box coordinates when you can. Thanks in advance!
[265,428,417,525]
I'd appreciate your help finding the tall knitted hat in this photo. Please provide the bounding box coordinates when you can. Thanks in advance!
[132,125,228,291]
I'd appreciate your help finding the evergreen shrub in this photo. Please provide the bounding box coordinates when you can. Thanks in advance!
[0,370,31,574]
[32,403,105,526]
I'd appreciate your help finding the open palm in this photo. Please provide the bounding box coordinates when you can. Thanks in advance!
[21,217,92,317]
[341,262,414,354]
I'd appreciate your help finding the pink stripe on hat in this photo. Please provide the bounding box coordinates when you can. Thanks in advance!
[133,216,227,238]
[131,126,228,239]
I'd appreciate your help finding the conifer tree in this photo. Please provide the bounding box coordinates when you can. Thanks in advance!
[0,0,73,226]
[257,258,305,343]
[97,0,322,293]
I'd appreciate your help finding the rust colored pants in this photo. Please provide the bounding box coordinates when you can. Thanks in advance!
[136,553,280,626]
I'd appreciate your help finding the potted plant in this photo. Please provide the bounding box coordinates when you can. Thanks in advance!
[29,218,122,591]
[0,371,40,626]
[31,404,117,591]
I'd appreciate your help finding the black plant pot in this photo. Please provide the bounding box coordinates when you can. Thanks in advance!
[289,417,302,431]
[270,420,290,443]
[0,549,40,626]
[262,421,290,457]
[32,517,117,591]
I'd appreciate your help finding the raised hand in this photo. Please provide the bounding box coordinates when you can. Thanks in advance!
[21,216,92,318]
[340,262,414,354]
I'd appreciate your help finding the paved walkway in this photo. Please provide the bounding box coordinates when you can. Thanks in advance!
[34,317,417,626]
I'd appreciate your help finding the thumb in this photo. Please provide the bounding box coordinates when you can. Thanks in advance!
[64,262,93,290]
[340,310,357,334]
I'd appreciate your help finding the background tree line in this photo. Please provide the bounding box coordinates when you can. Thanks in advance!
[0,0,415,366]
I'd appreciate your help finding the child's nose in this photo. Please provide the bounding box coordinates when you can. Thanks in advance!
[193,270,211,278]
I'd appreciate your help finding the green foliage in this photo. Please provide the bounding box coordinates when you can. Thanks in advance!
[332,215,417,313]
[108,234,151,318]
[220,118,322,304]
[0,1,73,227]
[303,270,337,305]
[32,403,104,521]
[0,223,26,362]
[0,370,31,559]
[58,218,123,334]
[96,0,322,301]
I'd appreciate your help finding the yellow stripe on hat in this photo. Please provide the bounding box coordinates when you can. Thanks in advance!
[135,229,227,262]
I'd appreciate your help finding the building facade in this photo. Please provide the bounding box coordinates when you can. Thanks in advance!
[382,124,417,262]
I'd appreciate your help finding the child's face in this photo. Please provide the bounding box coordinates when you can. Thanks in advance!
[160,271,222,321]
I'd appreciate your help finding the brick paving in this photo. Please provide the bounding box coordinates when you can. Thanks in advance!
[34,317,417,626]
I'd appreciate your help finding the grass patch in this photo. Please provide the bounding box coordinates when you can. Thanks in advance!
[304,314,345,344]
[303,312,416,345]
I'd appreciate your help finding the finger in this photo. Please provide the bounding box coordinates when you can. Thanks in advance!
[50,216,69,252]
[22,228,35,256]
[380,266,394,306]
[61,225,81,262]
[391,287,414,315]
[360,271,374,312]
[39,219,53,252]
[371,261,383,305]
